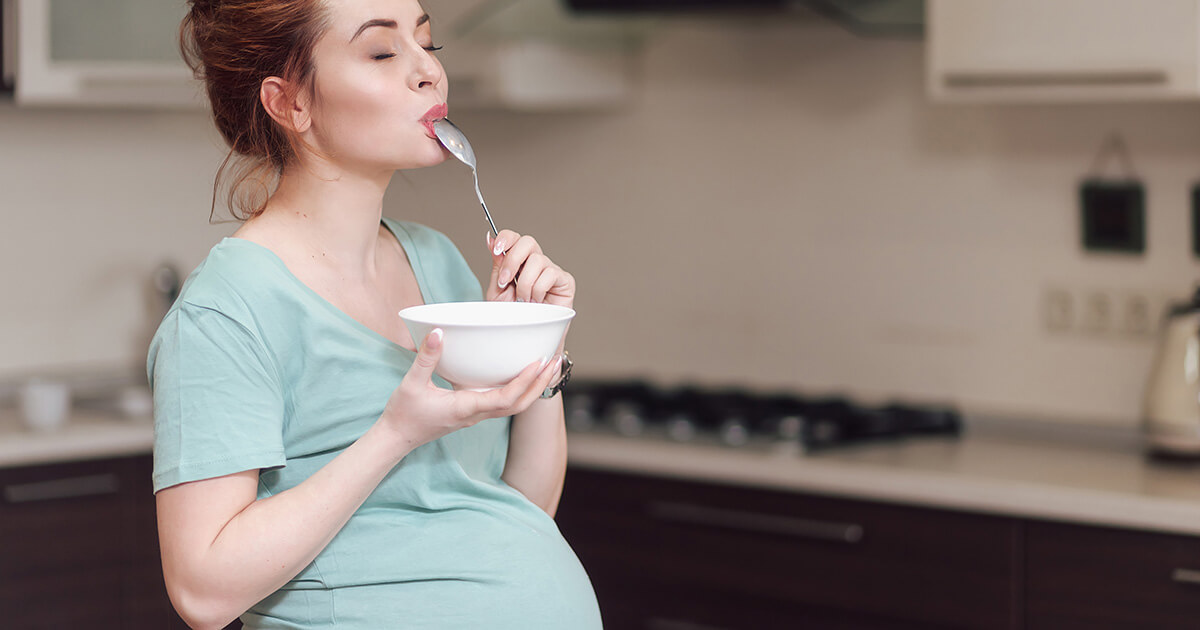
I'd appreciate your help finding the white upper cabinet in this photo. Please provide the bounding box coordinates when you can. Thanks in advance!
[2,0,645,110]
[928,0,1200,102]
[9,0,203,107]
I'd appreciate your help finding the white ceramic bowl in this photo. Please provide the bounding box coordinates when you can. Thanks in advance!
[399,301,575,390]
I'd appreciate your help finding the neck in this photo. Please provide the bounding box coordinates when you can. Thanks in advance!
[261,162,394,280]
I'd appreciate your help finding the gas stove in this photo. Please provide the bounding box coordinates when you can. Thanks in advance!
[563,380,962,453]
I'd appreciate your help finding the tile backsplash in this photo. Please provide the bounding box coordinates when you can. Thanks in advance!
[2,16,1197,425]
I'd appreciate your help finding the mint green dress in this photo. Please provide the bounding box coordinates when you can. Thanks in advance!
[148,218,602,629]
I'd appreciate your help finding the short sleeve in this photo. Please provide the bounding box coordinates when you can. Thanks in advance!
[148,301,287,492]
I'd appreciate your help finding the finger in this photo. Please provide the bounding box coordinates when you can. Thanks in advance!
[496,236,542,292]
[547,270,576,307]
[493,283,516,303]
[405,328,443,384]
[529,266,560,304]
[514,254,549,302]
[487,231,520,299]
[490,229,523,257]
[487,233,504,299]
[515,355,565,409]
[487,230,517,297]
[478,358,546,413]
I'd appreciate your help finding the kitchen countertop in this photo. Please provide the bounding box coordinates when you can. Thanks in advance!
[565,419,1200,537]
[0,408,154,469]
[5,408,1200,537]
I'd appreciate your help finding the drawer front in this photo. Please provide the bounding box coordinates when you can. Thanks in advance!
[589,573,938,630]
[0,458,133,628]
[558,468,1019,630]
[1026,520,1200,629]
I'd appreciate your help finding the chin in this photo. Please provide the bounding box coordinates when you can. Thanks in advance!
[389,152,449,172]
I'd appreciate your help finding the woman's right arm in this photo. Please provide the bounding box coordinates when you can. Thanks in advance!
[156,329,561,630]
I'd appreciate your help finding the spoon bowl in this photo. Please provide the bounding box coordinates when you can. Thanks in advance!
[434,118,498,237]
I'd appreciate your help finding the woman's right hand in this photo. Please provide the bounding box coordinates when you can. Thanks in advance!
[379,328,562,449]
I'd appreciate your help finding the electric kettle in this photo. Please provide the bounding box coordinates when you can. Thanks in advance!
[1143,287,1200,456]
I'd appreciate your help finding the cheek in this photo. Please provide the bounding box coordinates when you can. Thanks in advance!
[313,70,403,143]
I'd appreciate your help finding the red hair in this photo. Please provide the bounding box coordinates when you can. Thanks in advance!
[181,0,331,220]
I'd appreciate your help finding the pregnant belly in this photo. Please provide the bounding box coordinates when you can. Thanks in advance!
[249,510,602,629]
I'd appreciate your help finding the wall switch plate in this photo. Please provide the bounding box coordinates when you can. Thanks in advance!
[1080,179,1145,254]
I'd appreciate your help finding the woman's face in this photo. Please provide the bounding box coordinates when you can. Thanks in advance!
[302,0,448,173]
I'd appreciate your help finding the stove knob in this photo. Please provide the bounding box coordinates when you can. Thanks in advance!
[610,402,645,437]
[719,418,750,447]
[666,415,697,442]
[564,395,596,431]
[774,415,804,441]
[809,418,840,446]
[566,407,595,432]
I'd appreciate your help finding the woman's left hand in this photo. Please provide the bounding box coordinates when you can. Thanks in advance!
[486,230,575,309]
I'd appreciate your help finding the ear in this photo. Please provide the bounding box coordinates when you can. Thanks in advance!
[260,76,312,134]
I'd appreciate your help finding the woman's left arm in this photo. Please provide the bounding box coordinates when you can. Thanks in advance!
[486,230,575,517]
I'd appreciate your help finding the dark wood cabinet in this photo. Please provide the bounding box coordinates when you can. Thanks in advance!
[557,468,1022,630]
[0,458,132,628]
[558,467,1200,630]
[1025,521,1200,629]
[7,457,1200,629]
[0,455,195,630]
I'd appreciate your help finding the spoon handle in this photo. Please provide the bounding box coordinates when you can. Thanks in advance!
[473,170,499,237]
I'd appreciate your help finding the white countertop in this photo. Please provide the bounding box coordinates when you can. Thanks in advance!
[565,422,1200,537]
[5,408,1199,537]
[0,408,154,469]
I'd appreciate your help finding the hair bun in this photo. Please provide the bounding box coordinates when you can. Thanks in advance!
[189,0,218,15]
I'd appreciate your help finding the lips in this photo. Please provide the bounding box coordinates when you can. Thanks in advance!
[421,103,448,137]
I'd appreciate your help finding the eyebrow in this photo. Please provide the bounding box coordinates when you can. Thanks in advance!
[349,14,430,43]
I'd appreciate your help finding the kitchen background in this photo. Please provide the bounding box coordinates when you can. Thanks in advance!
[10,2,1200,629]
[1,2,1197,428]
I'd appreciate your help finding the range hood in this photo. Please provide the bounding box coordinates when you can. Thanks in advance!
[435,0,921,111]
[436,0,656,111]
[564,0,924,37]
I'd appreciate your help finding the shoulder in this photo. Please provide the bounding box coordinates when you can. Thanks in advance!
[147,240,287,388]
[170,238,291,330]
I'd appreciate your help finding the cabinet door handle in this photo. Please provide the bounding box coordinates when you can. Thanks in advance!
[942,70,1169,89]
[3,473,121,503]
[647,618,729,630]
[1172,568,1200,585]
[647,501,864,544]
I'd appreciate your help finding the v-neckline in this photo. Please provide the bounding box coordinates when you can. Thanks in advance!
[224,218,430,356]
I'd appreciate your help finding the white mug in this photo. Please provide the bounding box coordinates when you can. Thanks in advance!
[19,379,71,432]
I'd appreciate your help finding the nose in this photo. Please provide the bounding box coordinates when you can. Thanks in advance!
[411,46,443,92]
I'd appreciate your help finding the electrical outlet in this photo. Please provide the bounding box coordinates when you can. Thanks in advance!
[1042,285,1173,339]
[1041,287,1073,333]
[1078,289,1113,335]
[1118,292,1153,337]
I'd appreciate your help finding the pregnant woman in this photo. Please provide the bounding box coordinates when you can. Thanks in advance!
[148,1,599,628]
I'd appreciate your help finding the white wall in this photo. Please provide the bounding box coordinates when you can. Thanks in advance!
[2,16,1197,425]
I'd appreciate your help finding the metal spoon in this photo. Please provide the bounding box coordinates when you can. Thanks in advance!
[433,118,499,237]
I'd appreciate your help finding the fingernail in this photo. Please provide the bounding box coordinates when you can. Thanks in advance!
[498,270,511,288]
[493,239,505,256]
[539,356,551,369]
[429,328,443,345]
[486,232,493,249]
